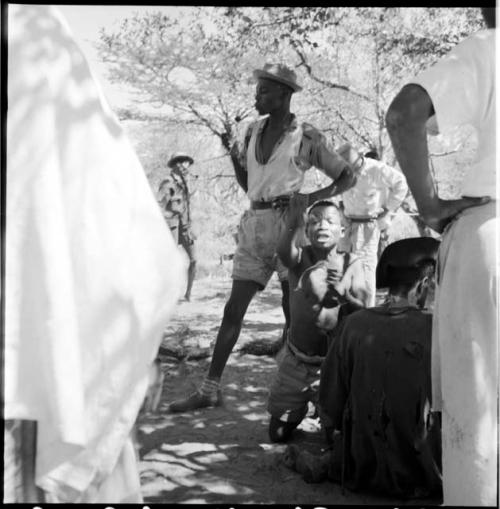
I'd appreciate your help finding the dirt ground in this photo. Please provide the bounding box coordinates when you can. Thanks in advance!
[135,274,440,505]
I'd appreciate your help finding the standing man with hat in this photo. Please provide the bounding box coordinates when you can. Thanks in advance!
[337,145,408,306]
[159,152,197,301]
[169,62,357,413]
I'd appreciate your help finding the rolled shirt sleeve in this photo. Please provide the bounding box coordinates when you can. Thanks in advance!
[298,123,349,180]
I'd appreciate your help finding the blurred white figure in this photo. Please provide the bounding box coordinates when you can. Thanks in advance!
[5,5,186,503]
[386,8,496,505]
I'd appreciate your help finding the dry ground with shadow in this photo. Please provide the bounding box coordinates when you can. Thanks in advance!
[136,274,440,505]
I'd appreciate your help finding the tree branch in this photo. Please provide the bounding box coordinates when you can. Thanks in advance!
[333,108,373,147]
[293,47,371,102]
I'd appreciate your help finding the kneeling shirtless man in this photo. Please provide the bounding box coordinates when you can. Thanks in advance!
[268,196,369,443]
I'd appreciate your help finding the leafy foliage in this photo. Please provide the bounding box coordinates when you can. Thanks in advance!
[98,7,484,272]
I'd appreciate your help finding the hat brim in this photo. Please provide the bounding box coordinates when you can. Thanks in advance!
[253,69,302,92]
[168,155,194,168]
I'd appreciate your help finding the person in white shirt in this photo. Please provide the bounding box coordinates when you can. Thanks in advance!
[169,63,357,413]
[337,146,408,306]
[385,7,497,506]
[5,5,186,503]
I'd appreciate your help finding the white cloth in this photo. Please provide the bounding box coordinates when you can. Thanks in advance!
[412,28,497,506]
[411,29,496,199]
[342,221,379,307]
[6,5,186,503]
[432,203,498,506]
[341,157,408,220]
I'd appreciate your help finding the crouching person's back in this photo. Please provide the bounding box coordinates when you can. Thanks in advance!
[318,237,442,500]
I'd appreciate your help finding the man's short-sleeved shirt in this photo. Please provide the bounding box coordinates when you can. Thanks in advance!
[410,29,495,198]
[341,158,408,218]
[234,115,347,201]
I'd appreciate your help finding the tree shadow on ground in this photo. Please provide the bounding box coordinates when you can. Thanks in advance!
[136,354,437,505]
[142,275,440,505]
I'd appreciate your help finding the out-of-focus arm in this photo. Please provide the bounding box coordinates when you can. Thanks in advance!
[386,85,488,233]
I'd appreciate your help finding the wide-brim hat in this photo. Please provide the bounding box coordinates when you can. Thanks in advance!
[253,63,302,92]
[376,237,440,289]
[168,152,194,168]
[337,143,364,172]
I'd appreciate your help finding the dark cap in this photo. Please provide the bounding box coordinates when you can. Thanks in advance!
[376,237,440,289]
[168,152,194,168]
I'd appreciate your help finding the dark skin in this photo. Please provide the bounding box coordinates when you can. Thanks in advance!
[278,196,369,318]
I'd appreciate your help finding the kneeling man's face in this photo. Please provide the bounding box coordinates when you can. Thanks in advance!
[306,205,343,249]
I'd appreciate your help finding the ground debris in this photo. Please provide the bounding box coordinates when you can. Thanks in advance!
[238,337,284,357]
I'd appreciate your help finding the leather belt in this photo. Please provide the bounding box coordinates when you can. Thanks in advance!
[346,216,377,223]
[251,196,291,210]
[287,340,325,366]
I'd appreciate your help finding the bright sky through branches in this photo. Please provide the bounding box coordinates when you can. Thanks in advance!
[57,5,214,111]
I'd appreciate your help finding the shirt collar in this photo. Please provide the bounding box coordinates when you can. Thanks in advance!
[258,113,298,133]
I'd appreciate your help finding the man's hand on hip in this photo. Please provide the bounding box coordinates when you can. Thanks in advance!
[423,196,490,233]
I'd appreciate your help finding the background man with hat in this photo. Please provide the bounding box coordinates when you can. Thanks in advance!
[337,144,408,306]
[286,237,442,497]
[159,152,197,301]
[169,62,357,413]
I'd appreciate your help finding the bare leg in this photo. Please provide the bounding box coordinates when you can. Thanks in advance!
[207,279,260,378]
[169,279,261,412]
[181,237,196,301]
[184,259,196,301]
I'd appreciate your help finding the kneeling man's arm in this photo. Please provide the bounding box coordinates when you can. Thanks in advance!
[340,259,370,309]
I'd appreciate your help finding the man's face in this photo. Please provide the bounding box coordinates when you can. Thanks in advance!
[173,160,191,175]
[255,78,288,115]
[306,205,344,249]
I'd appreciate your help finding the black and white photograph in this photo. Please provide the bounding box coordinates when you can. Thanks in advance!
[3,4,497,506]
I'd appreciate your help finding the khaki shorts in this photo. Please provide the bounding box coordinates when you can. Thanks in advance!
[267,344,322,423]
[232,208,289,288]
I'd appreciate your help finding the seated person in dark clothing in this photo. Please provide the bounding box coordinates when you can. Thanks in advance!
[267,196,369,443]
[285,237,442,500]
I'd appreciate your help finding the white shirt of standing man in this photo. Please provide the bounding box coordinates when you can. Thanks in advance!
[338,145,409,230]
